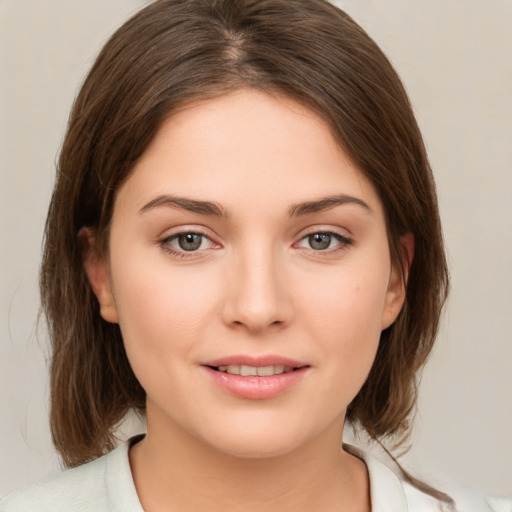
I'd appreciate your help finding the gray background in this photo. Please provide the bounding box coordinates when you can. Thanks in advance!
[1,0,511,498]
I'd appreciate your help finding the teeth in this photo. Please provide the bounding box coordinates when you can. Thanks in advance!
[217,364,295,376]
[240,365,258,376]
[270,365,284,375]
[257,366,276,376]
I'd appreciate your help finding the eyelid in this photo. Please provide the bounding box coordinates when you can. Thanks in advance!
[159,224,218,241]
[299,225,351,238]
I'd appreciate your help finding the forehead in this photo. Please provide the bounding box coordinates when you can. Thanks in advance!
[114,88,383,220]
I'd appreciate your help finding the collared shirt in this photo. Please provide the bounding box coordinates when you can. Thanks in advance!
[1,436,509,511]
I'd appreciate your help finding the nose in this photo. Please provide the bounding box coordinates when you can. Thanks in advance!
[221,243,293,334]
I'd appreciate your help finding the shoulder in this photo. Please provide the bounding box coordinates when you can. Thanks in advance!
[0,439,143,512]
[0,452,115,512]
[344,443,511,512]
[0,455,110,512]
[403,479,512,512]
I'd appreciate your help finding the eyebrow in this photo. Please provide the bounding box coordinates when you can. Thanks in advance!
[139,195,231,217]
[287,194,371,217]
[139,193,371,218]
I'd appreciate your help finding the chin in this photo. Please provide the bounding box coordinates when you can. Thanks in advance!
[207,433,305,460]
[196,414,323,460]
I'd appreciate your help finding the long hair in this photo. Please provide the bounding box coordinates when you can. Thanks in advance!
[41,0,449,501]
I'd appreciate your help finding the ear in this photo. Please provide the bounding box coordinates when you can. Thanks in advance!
[381,233,414,330]
[78,227,119,324]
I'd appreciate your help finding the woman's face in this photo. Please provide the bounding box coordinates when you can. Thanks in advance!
[85,89,406,458]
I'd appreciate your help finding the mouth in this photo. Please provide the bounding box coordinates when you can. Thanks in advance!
[208,364,302,376]
[201,356,310,399]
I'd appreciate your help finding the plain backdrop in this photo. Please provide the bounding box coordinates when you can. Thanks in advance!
[1,0,511,498]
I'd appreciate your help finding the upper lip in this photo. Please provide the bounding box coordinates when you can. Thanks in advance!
[202,355,309,368]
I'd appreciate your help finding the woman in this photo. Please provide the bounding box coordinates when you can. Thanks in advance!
[1,0,506,510]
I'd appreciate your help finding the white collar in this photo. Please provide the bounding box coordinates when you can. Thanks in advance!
[344,443,409,512]
[111,437,408,511]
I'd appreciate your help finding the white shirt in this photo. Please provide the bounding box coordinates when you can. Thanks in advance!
[1,436,509,511]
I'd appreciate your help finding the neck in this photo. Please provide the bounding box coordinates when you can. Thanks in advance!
[129,409,370,512]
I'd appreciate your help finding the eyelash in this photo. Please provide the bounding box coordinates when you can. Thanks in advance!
[159,229,354,259]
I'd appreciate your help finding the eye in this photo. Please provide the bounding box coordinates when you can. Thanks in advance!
[160,230,217,258]
[296,231,353,253]
[174,232,205,251]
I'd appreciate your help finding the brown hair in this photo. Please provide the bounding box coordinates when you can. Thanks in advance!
[41,0,450,502]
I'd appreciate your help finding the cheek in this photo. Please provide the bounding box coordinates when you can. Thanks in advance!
[296,261,390,383]
[300,260,389,334]
[109,253,220,363]
[110,262,223,407]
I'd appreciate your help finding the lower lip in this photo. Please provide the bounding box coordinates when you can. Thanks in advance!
[202,366,309,400]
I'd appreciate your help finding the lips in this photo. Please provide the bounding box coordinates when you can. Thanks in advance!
[216,364,294,376]
[201,355,310,400]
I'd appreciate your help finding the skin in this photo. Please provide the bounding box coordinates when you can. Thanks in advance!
[83,89,410,511]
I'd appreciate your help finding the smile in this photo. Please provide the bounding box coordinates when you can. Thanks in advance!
[214,365,295,376]
[202,356,310,400]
